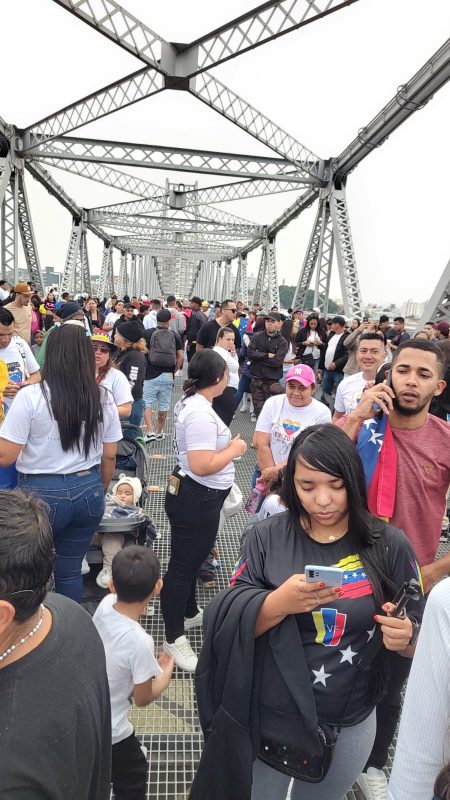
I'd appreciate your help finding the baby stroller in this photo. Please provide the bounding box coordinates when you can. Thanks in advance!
[83,423,155,590]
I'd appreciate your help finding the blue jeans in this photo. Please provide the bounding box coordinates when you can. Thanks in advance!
[18,468,105,602]
[122,398,145,439]
[235,373,251,409]
[321,368,344,407]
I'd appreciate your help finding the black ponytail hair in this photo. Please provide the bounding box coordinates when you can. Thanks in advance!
[41,324,103,458]
[280,423,396,609]
[182,349,227,397]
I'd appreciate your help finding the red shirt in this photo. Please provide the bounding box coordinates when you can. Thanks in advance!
[390,415,450,566]
[335,413,450,566]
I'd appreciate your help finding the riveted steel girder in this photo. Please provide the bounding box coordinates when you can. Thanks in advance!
[17,170,45,292]
[28,136,311,183]
[416,256,450,329]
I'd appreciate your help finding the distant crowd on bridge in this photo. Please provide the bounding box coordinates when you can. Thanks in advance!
[0,277,450,800]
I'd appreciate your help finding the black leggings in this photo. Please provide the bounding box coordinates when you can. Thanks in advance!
[161,469,229,642]
[213,386,237,426]
[365,650,412,770]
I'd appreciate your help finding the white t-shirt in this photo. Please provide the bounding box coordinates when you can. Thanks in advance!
[324,332,344,369]
[258,494,286,520]
[143,311,157,330]
[303,330,321,360]
[213,346,239,389]
[0,287,9,301]
[103,311,120,340]
[173,393,235,489]
[0,336,40,411]
[93,593,162,745]
[0,383,122,473]
[100,367,133,408]
[256,394,331,464]
[334,371,368,415]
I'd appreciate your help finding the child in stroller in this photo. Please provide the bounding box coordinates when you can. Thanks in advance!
[96,474,144,589]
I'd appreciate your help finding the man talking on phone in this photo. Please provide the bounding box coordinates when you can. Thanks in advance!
[335,339,450,799]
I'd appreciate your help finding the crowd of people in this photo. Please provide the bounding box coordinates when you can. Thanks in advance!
[0,277,449,800]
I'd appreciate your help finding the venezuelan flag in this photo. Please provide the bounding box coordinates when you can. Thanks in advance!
[333,554,373,599]
[230,555,247,586]
[312,607,347,646]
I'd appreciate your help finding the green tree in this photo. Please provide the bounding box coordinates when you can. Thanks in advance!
[278,286,342,314]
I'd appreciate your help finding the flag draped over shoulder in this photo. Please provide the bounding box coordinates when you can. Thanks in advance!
[356,415,397,519]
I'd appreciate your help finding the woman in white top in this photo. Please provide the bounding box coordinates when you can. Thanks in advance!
[212,326,240,426]
[92,332,133,418]
[103,300,124,336]
[0,325,122,602]
[161,349,247,671]
[296,314,324,373]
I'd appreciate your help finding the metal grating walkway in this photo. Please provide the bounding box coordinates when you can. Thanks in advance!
[110,372,446,800]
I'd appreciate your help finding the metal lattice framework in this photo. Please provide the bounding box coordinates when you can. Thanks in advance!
[1,5,449,314]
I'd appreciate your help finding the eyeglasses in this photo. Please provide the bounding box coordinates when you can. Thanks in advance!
[92,344,111,354]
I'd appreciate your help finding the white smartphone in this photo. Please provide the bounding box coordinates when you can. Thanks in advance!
[304,565,344,587]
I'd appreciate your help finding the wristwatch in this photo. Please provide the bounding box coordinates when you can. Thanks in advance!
[408,616,420,646]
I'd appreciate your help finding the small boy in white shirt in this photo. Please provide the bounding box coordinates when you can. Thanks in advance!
[93,546,174,800]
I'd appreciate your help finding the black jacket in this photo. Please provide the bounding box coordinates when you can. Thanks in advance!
[319,331,349,372]
[247,331,289,381]
[186,309,207,344]
[189,585,322,800]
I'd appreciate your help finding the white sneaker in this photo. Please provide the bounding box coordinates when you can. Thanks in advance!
[356,768,388,799]
[163,635,198,671]
[144,432,157,443]
[155,431,167,440]
[81,556,90,576]
[184,608,203,631]
[175,370,182,377]
[250,413,257,422]
[240,405,248,413]
[96,567,112,590]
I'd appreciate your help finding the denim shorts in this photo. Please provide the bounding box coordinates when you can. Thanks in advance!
[143,373,174,411]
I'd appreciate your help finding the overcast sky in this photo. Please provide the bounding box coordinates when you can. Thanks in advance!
[1,0,449,306]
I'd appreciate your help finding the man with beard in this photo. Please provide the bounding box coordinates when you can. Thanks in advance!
[336,339,450,799]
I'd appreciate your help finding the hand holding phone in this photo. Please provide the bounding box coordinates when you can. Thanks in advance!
[305,565,344,588]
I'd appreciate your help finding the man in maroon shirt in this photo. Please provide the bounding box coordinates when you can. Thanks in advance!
[336,339,449,799]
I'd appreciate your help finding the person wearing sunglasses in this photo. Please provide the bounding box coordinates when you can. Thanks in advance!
[92,333,132,419]
[0,489,112,799]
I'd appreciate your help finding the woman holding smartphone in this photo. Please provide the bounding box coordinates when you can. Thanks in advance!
[161,349,247,672]
[227,424,424,800]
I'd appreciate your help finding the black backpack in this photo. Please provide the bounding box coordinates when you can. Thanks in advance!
[148,327,177,368]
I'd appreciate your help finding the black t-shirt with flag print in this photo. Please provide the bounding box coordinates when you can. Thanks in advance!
[231,511,424,727]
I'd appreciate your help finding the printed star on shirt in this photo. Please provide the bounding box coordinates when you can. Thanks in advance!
[312,664,332,687]
[339,645,358,665]
[367,625,376,642]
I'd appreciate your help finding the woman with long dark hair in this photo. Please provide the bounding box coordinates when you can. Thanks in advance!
[295,314,324,373]
[85,297,105,332]
[161,349,247,672]
[230,424,424,800]
[0,324,122,601]
[43,290,56,331]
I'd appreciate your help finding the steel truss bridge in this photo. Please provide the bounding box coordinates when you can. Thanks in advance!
[1,1,450,324]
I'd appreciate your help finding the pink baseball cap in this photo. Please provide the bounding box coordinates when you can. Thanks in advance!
[285,364,316,387]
